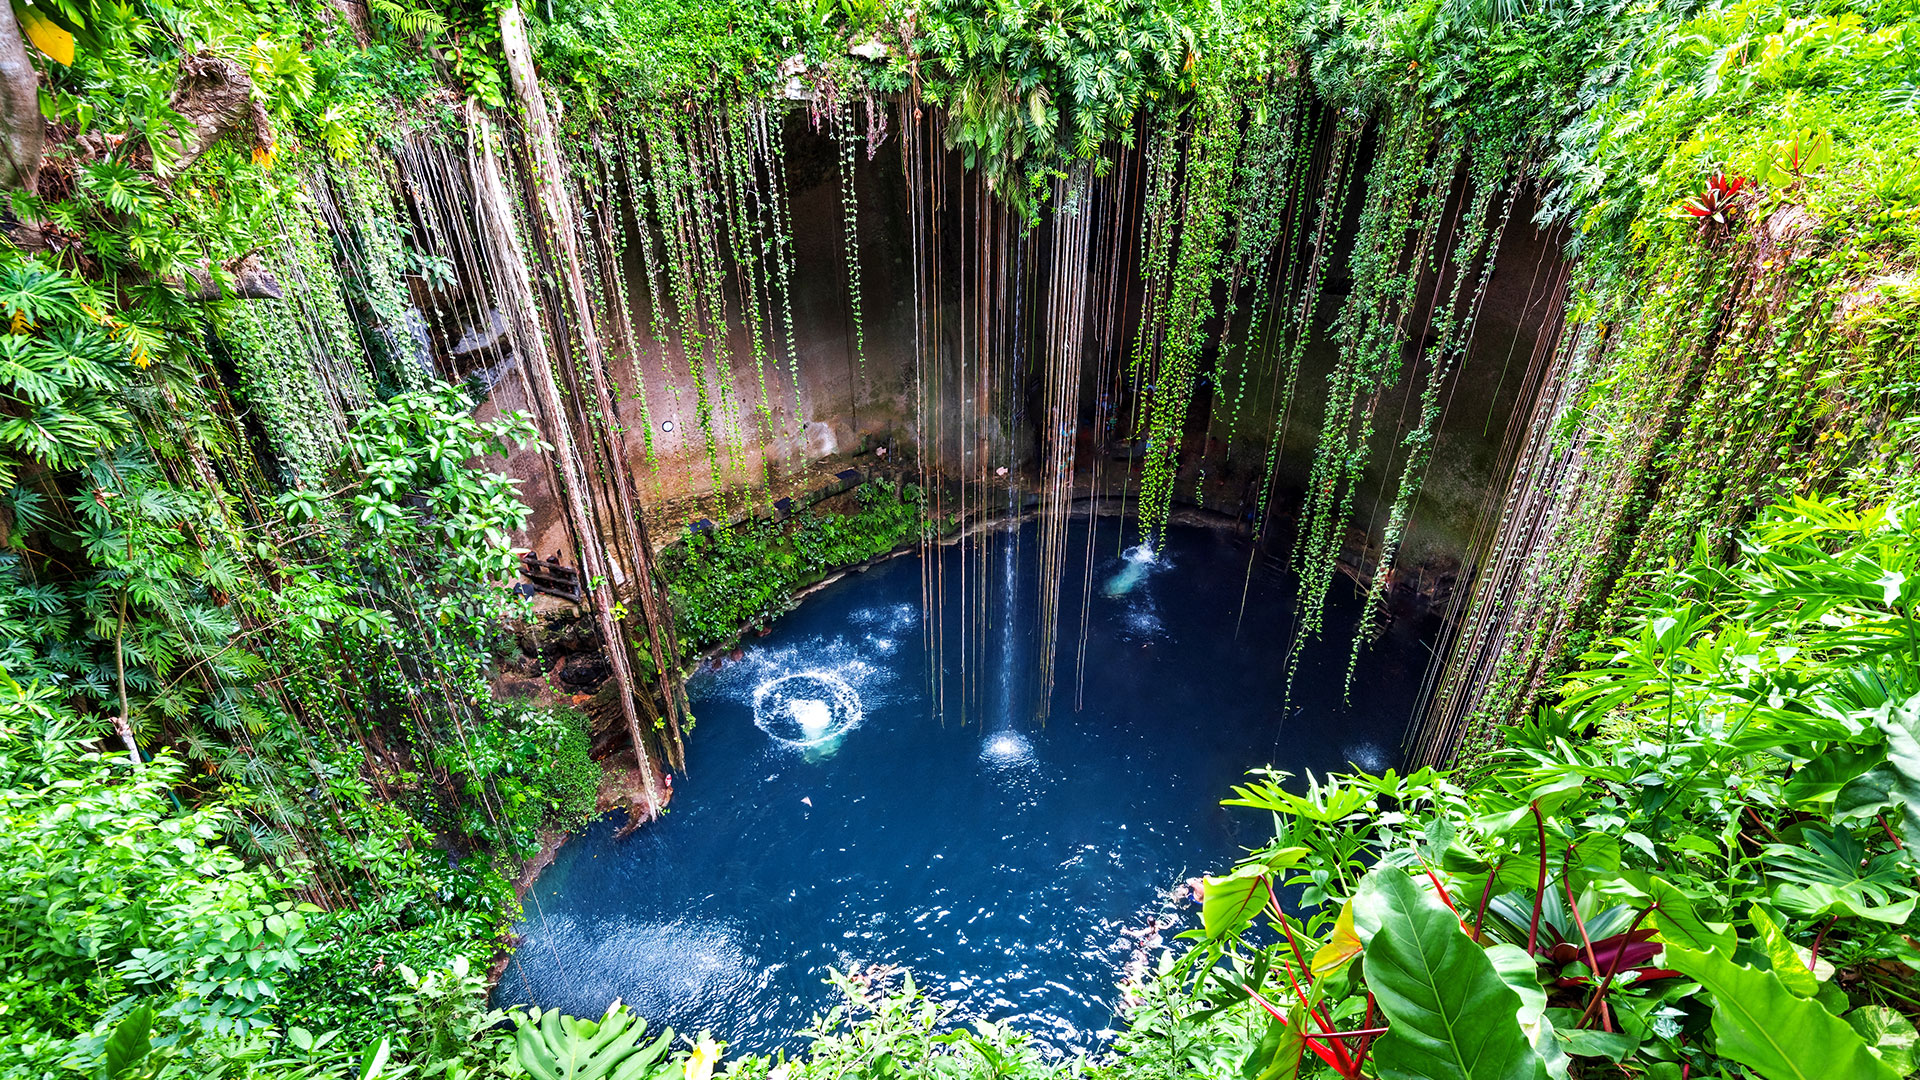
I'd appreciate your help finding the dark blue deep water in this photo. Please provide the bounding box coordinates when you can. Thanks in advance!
[497,520,1430,1053]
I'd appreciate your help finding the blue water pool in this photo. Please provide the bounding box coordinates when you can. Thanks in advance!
[497,520,1431,1053]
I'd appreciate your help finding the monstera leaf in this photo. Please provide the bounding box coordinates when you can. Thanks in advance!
[1352,868,1549,1080]
[513,1003,673,1080]
[1664,946,1899,1080]
[1764,827,1918,924]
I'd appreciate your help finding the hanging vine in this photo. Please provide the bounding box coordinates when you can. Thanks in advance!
[835,96,867,374]
[1287,102,1451,680]
[1347,137,1519,681]
[1132,89,1244,547]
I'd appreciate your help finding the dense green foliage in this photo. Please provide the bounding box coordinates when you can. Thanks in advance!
[1431,0,1920,757]
[5,0,1920,1074]
[24,491,1920,1079]
[1153,496,1920,1079]
[661,482,924,654]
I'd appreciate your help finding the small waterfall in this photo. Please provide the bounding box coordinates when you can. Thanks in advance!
[983,522,1034,767]
[995,523,1018,727]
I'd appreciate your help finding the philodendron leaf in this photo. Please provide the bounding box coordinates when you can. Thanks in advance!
[1663,946,1900,1080]
[1869,693,1920,852]
[1786,746,1884,807]
[1309,899,1361,978]
[1352,868,1549,1080]
[1599,871,1734,953]
[1766,826,1918,924]
[1747,905,1828,997]
[515,1003,672,1080]
[1203,864,1273,941]
[1486,943,1570,1080]
[1239,1011,1307,1080]
[1846,1006,1919,1076]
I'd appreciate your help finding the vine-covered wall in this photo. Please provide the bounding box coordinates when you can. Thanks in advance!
[75,0,1914,780]
[1410,3,1920,764]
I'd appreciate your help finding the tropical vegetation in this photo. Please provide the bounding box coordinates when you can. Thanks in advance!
[1,0,1918,1076]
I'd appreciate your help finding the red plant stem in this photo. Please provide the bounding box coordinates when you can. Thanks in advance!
[1269,915,1354,1074]
[1319,1027,1389,1039]
[1527,801,1547,956]
[1562,867,1611,1033]
[1809,914,1838,972]
[1577,905,1653,1029]
[1744,806,1784,845]
[1472,861,1501,941]
[1423,865,1459,913]
[1879,813,1905,850]
[1879,814,1920,892]
[1273,916,1346,1053]
[1352,993,1380,1075]
[1270,900,1312,982]
[1245,987,1358,1078]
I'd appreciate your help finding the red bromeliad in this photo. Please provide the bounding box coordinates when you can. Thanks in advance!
[1682,171,1750,225]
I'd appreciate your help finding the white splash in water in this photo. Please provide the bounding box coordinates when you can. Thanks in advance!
[707,637,891,704]
[849,602,918,633]
[1102,544,1162,597]
[753,671,863,748]
[790,698,833,738]
[1344,742,1390,773]
[981,731,1036,769]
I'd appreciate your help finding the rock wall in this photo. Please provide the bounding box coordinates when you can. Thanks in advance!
[477,111,1564,611]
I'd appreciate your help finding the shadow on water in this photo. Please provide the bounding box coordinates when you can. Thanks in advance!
[497,520,1433,1053]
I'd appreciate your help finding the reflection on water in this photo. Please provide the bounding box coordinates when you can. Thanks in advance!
[499,522,1432,1054]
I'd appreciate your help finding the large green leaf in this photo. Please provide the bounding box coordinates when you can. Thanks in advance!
[1747,905,1826,997]
[1846,1006,1919,1076]
[1868,693,1920,852]
[99,1006,152,1080]
[1785,745,1883,807]
[1239,1011,1307,1080]
[514,1003,673,1080]
[1765,827,1917,924]
[1352,868,1549,1080]
[1486,943,1570,1080]
[1663,946,1900,1080]
[1202,848,1305,942]
[1599,871,1734,953]
[1202,864,1273,940]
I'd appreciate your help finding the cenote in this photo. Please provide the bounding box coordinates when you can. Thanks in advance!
[499,519,1431,1052]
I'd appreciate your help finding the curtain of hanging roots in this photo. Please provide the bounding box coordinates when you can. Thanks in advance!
[1034,167,1094,720]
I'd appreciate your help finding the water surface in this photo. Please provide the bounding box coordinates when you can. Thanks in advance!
[499,521,1430,1052]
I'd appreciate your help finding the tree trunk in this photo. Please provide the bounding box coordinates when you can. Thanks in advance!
[496,1,687,770]
[0,2,43,194]
[466,106,667,813]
